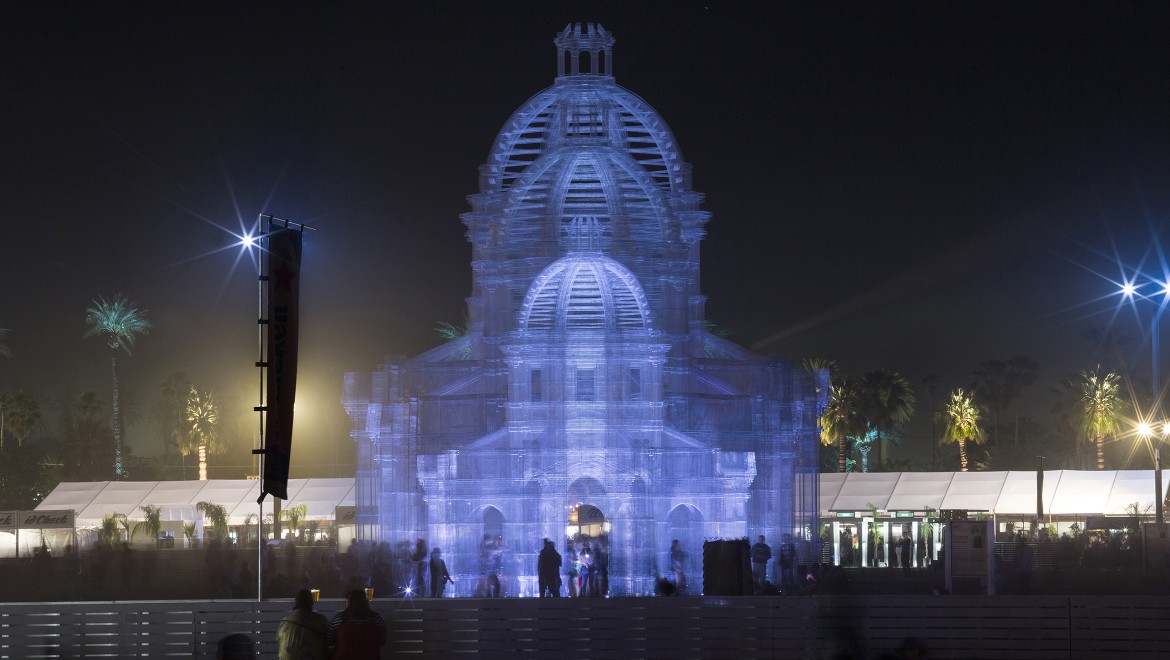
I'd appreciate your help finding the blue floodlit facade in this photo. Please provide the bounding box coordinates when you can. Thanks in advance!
[343,23,824,596]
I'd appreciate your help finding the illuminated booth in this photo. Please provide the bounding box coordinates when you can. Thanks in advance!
[343,23,825,596]
[0,510,75,558]
[819,470,1170,568]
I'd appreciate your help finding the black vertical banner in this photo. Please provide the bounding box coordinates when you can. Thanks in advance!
[263,224,302,500]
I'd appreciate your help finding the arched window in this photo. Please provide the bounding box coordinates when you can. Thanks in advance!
[483,506,504,541]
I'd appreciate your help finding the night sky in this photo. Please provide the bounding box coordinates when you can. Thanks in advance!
[3,2,1170,473]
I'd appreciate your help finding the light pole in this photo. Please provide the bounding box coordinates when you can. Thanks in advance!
[1120,281,1168,524]
[1119,279,1170,403]
[1136,422,1165,526]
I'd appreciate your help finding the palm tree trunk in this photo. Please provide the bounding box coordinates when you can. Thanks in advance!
[1096,434,1105,470]
[838,433,847,472]
[875,428,883,472]
[110,353,124,479]
[199,443,208,481]
[959,439,969,472]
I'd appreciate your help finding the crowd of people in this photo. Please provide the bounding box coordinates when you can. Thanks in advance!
[535,536,613,597]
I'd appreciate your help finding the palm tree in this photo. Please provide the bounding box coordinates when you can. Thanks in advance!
[1078,367,1126,470]
[84,293,151,480]
[854,428,877,472]
[133,504,163,545]
[0,391,42,449]
[196,501,229,540]
[823,376,866,473]
[801,357,838,464]
[940,388,984,472]
[182,522,198,548]
[185,387,224,481]
[281,503,308,542]
[242,513,257,546]
[800,357,837,401]
[115,513,133,542]
[859,370,916,471]
[98,513,123,546]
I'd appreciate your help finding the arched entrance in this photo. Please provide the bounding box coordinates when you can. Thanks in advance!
[567,503,609,597]
[567,503,607,539]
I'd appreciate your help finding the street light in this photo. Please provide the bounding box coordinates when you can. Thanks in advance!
[1117,279,1168,526]
[1135,421,1165,526]
[1118,278,1170,400]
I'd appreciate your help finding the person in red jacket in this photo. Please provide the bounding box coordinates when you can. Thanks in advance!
[326,589,386,659]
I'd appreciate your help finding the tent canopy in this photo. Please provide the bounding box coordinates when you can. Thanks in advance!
[37,479,357,526]
[821,470,1167,518]
[38,470,1167,527]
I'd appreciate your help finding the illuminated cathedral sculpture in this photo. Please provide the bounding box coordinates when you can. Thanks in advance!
[344,23,824,596]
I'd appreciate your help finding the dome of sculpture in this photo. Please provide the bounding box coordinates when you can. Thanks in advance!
[519,253,652,332]
[479,23,687,197]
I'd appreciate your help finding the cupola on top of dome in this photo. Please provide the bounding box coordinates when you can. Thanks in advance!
[555,23,614,78]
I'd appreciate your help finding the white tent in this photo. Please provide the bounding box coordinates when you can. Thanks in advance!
[886,472,953,512]
[37,471,1170,528]
[36,479,359,527]
[820,470,1168,519]
[831,472,900,512]
[819,473,846,514]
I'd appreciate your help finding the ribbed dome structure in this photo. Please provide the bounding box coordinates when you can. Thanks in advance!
[462,22,709,343]
[519,255,652,332]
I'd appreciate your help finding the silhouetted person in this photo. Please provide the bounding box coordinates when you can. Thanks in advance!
[564,540,579,597]
[579,541,595,596]
[478,534,500,597]
[429,547,452,598]
[670,540,687,594]
[778,533,797,589]
[751,535,771,593]
[277,588,328,660]
[900,533,913,577]
[595,538,609,596]
[537,538,561,597]
[410,539,427,595]
[327,589,386,659]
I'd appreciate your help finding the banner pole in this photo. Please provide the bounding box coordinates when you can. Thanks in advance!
[256,214,268,602]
